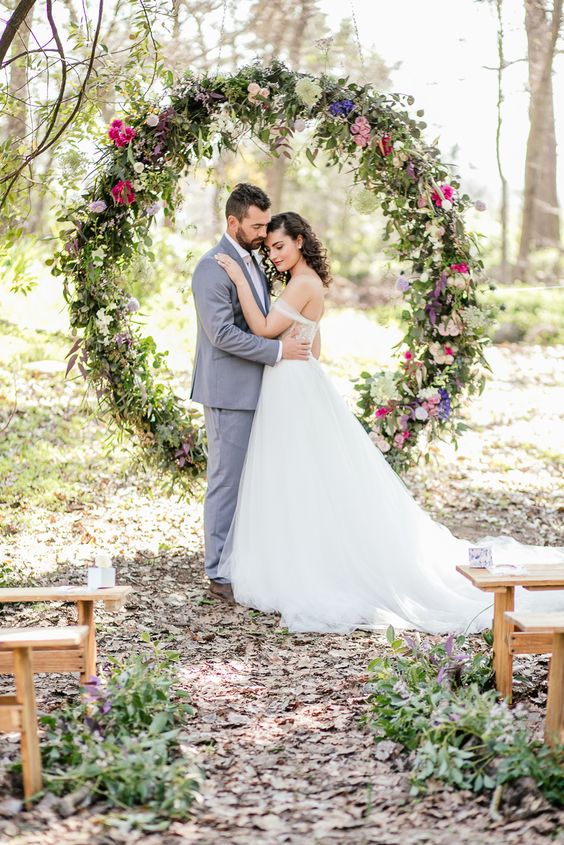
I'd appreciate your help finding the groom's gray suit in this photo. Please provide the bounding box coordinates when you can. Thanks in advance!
[190,234,280,582]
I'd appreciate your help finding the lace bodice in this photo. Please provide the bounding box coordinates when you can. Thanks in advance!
[271,298,319,344]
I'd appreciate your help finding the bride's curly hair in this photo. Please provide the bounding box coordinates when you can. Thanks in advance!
[263,212,332,289]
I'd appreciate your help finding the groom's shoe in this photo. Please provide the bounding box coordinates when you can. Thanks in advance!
[209,580,235,604]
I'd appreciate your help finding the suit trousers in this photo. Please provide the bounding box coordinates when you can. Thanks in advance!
[203,406,255,582]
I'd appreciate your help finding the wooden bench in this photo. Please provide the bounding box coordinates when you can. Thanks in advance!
[0,587,132,683]
[0,626,89,801]
[456,564,564,702]
[505,612,564,745]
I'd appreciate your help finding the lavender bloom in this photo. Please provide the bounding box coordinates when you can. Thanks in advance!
[395,275,410,292]
[144,201,161,216]
[438,388,451,420]
[89,200,107,213]
[406,161,416,180]
[329,99,355,117]
[115,331,133,347]
[126,297,140,312]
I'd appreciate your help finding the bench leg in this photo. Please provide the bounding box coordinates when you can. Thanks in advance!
[545,632,564,746]
[13,647,42,802]
[493,588,514,703]
[77,601,97,684]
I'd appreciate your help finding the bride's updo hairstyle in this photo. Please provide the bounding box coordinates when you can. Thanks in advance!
[267,212,332,287]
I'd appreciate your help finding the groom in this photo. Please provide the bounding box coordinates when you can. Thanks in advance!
[190,184,311,603]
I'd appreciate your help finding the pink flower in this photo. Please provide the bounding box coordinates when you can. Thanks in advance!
[431,183,454,207]
[450,262,469,274]
[393,430,410,449]
[108,118,137,148]
[444,345,454,356]
[376,407,391,418]
[350,115,371,148]
[404,351,413,361]
[111,179,136,205]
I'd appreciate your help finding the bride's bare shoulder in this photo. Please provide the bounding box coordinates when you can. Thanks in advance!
[287,273,324,290]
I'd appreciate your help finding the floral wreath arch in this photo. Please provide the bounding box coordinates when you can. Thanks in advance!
[53,61,491,489]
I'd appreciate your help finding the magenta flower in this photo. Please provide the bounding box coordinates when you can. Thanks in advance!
[450,262,469,274]
[376,407,391,418]
[111,180,135,205]
[108,119,137,148]
[431,184,454,207]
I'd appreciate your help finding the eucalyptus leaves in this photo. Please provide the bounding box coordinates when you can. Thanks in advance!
[53,61,490,484]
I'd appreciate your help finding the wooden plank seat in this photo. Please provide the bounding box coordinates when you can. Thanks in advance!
[456,564,564,702]
[505,612,564,745]
[0,626,89,801]
[0,586,132,683]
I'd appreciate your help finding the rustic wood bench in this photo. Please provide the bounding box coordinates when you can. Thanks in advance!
[505,611,564,745]
[0,626,89,801]
[456,564,564,702]
[0,586,132,683]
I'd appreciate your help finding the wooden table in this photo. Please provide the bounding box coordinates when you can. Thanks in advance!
[0,587,132,683]
[456,565,564,702]
[506,612,564,745]
[0,626,89,801]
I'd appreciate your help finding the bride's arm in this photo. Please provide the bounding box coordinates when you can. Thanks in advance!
[214,253,312,338]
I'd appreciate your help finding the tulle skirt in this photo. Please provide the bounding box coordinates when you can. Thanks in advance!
[218,357,564,633]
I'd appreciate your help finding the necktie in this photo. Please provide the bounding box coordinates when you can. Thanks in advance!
[244,254,266,310]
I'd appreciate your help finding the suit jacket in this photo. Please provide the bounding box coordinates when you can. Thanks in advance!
[190,234,280,410]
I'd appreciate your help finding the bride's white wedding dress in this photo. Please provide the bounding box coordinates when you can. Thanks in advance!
[218,299,563,634]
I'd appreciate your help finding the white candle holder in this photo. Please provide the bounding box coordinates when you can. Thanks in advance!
[87,566,116,589]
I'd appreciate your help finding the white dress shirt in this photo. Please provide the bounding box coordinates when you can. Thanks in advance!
[224,233,282,363]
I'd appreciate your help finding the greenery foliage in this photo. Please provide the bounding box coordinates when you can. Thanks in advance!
[363,628,563,804]
[53,60,491,484]
[35,635,202,830]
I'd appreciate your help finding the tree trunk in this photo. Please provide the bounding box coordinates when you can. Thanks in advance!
[518,0,562,268]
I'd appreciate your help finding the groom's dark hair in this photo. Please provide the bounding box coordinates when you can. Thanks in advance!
[226,183,271,221]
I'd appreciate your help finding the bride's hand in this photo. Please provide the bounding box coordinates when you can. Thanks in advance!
[214,253,246,287]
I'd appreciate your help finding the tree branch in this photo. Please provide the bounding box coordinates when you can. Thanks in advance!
[0,0,37,67]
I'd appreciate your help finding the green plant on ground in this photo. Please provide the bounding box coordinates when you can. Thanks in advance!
[363,627,563,804]
[27,634,202,830]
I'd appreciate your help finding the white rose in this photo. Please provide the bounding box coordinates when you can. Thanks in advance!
[133,161,145,173]
[95,552,112,569]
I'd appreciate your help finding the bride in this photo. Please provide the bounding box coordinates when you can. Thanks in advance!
[213,212,563,634]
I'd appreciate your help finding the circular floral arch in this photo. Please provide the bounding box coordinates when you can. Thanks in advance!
[53,61,491,489]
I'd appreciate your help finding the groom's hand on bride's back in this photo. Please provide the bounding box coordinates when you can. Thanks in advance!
[281,329,311,360]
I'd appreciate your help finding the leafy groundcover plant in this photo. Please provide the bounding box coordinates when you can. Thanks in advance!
[25,634,202,831]
[363,628,563,806]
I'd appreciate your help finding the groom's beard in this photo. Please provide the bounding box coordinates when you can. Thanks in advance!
[235,231,263,252]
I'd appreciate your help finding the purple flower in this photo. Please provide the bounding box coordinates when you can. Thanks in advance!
[437,666,448,685]
[395,275,410,292]
[438,388,450,420]
[406,161,416,180]
[126,297,140,312]
[329,99,355,117]
[65,238,79,255]
[444,634,455,657]
[115,331,132,347]
[89,200,107,214]
[144,201,161,216]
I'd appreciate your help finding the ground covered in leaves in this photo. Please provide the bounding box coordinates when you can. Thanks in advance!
[0,315,563,843]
